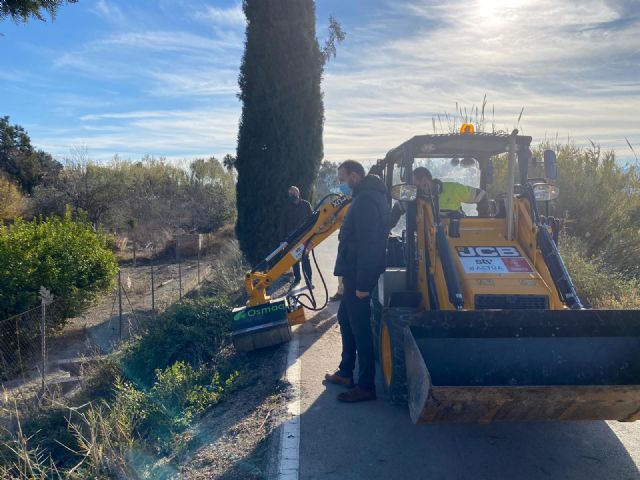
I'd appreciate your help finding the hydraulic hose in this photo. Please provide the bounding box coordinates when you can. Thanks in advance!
[290,247,330,312]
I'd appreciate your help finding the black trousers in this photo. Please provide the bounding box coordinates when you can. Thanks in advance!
[337,277,375,391]
[293,255,312,282]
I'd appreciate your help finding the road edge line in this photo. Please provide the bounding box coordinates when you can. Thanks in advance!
[278,331,301,480]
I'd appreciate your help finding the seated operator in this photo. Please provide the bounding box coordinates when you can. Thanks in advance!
[390,167,488,228]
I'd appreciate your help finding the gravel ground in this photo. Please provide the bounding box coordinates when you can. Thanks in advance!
[179,275,303,480]
[181,346,290,480]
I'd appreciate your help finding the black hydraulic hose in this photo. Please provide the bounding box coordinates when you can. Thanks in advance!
[538,220,584,309]
[290,247,329,312]
[436,226,465,310]
[523,181,581,308]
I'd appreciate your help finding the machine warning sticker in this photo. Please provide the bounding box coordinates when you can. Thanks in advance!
[456,246,533,274]
[290,243,305,261]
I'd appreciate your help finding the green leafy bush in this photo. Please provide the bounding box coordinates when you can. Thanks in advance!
[122,296,233,386]
[0,208,118,321]
[489,142,640,275]
[560,235,640,309]
[113,362,238,454]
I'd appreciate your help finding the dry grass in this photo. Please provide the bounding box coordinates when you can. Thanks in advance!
[560,234,640,309]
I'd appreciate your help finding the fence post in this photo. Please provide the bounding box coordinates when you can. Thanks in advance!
[151,265,155,317]
[39,287,53,392]
[133,240,137,267]
[41,298,46,391]
[177,236,183,300]
[118,270,123,340]
[197,245,201,285]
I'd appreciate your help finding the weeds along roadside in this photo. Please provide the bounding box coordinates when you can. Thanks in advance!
[559,234,640,309]
[0,240,254,479]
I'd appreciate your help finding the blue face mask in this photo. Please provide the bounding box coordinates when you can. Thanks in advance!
[339,182,352,196]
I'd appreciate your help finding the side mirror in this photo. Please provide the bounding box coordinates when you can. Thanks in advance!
[543,150,557,180]
[391,183,418,202]
[533,183,560,202]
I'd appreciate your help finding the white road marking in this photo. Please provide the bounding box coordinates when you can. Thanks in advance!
[278,331,301,480]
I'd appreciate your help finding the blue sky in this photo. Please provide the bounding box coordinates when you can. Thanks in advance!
[1,0,639,163]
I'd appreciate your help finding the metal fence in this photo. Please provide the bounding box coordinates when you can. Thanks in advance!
[0,297,66,386]
[0,251,218,389]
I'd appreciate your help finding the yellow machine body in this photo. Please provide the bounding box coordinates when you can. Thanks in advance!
[375,131,640,423]
[417,198,563,312]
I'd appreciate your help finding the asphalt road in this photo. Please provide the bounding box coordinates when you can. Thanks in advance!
[294,232,640,480]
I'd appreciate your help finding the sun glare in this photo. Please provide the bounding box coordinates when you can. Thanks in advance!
[476,0,529,24]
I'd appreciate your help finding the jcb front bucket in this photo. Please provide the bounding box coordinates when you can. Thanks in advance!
[404,310,640,423]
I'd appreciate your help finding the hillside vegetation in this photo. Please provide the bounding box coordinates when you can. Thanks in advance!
[489,142,640,292]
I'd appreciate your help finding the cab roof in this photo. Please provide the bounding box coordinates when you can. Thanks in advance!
[379,132,533,167]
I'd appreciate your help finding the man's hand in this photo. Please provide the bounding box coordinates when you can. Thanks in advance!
[355,290,369,299]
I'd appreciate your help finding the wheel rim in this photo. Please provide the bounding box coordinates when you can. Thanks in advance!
[380,323,393,387]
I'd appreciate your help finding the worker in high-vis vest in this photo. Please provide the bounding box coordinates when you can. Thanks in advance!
[390,167,488,228]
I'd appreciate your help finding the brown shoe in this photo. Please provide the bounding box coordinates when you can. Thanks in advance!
[324,372,354,388]
[337,386,377,403]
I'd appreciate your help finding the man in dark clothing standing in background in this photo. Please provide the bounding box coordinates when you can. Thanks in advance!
[325,160,390,402]
[281,186,313,286]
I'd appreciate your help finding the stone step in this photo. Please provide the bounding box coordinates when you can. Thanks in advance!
[57,355,107,376]
[47,375,82,395]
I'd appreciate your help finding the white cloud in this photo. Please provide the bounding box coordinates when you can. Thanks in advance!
[194,3,245,27]
[319,0,640,162]
[35,108,240,162]
[92,0,126,24]
[18,0,640,165]
[146,69,239,97]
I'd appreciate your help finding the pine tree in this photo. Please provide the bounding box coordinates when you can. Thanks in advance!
[0,0,76,23]
[235,0,325,265]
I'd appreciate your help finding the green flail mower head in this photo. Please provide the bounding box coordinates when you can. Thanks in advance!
[231,298,293,352]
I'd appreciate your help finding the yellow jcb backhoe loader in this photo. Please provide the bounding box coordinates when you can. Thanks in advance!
[232,127,640,423]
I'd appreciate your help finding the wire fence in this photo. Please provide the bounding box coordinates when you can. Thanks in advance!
[0,247,219,389]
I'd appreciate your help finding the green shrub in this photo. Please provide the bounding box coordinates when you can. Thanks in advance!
[122,296,233,386]
[0,208,118,321]
[489,142,640,275]
[560,235,640,309]
[73,356,124,404]
[113,361,238,454]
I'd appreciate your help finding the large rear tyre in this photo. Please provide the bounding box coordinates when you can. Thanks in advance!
[371,296,383,357]
[379,308,413,405]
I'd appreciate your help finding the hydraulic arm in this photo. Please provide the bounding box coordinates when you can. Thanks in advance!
[232,194,350,351]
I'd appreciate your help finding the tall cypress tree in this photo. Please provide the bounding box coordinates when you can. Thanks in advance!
[236,0,324,265]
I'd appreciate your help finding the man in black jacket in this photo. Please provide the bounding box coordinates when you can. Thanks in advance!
[325,160,390,402]
[281,186,313,286]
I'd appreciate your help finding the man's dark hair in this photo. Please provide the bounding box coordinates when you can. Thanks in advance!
[413,167,432,181]
[338,160,365,178]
